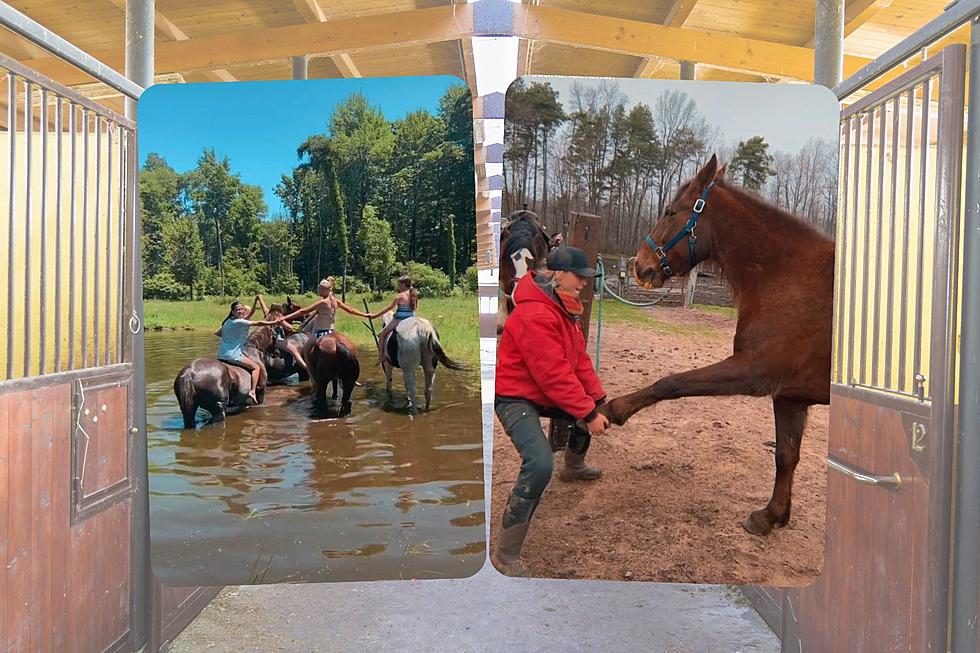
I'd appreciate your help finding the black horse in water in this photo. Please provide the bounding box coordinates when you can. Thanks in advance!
[173,328,275,428]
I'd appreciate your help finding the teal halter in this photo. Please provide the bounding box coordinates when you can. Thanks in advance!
[643,181,715,277]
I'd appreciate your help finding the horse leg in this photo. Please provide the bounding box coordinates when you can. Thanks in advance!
[602,356,768,426]
[332,377,339,400]
[744,397,808,535]
[422,355,436,411]
[402,366,419,413]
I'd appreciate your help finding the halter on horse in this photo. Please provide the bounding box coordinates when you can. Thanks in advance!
[498,208,559,330]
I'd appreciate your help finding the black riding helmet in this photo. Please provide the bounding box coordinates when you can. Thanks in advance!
[546,245,599,278]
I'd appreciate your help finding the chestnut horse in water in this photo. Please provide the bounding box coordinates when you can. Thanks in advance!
[601,155,834,536]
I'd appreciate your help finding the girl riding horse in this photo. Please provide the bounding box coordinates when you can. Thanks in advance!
[279,277,372,375]
[257,294,308,374]
[368,275,418,366]
[214,300,284,404]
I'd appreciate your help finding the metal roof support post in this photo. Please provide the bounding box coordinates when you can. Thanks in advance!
[125,0,152,650]
[292,55,309,80]
[952,17,980,653]
[813,0,845,87]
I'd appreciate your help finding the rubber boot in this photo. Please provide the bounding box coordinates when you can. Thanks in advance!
[492,521,530,577]
[559,448,601,481]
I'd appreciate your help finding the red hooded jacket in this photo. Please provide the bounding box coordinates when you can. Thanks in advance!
[495,271,606,422]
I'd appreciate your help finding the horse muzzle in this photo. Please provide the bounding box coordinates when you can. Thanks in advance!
[634,263,665,290]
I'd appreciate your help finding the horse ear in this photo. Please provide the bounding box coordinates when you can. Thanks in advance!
[715,161,728,181]
[694,154,718,192]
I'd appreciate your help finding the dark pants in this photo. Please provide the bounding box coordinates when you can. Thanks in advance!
[495,398,591,528]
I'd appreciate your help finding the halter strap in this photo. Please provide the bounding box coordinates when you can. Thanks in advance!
[644,181,715,277]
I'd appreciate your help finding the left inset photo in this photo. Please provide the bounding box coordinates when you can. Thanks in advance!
[139,77,484,585]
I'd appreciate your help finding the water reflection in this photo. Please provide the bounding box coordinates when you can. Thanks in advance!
[147,330,485,585]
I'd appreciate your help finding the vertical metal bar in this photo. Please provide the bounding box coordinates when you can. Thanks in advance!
[926,44,966,653]
[39,87,47,374]
[117,124,125,364]
[6,72,15,380]
[912,77,931,397]
[871,102,886,387]
[813,0,845,88]
[899,87,914,393]
[859,108,874,385]
[54,96,62,372]
[93,116,101,367]
[847,113,862,385]
[105,120,113,365]
[23,80,32,377]
[81,107,89,368]
[834,116,851,385]
[68,102,76,370]
[126,0,153,646]
[953,20,980,653]
[884,95,899,389]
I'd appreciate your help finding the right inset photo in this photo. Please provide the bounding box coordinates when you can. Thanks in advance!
[492,77,840,584]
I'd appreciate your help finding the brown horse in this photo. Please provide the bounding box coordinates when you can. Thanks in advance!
[308,331,360,417]
[601,154,834,536]
[173,327,276,428]
[498,208,558,333]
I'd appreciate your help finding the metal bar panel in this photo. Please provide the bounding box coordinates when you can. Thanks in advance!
[23,80,32,376]
[93,116,101,366]
[913,77,931,398]
[899,87,914,393]
[6,72,15,380]
[885,95,899,389]
[105,120,112,365]
[68,102,75,370]
[39,86,47,374]
[847,115,862,385]
[860,109,874,385]
[834,0,980,99]
[872,103,886,386]
[116,128,125,364]
[81,107,88,368]
[54,96,61,371]
[0,3,143,100]
[835,116,851,384]
[842,52,945,119]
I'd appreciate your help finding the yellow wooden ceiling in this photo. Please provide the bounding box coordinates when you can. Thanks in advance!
[0,0,968,106]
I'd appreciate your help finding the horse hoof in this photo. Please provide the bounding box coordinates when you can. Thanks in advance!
[743,510,774,536]
[601,400,627,426]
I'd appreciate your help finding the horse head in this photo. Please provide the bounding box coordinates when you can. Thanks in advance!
[635,154,728,289]
[283,296,303,322]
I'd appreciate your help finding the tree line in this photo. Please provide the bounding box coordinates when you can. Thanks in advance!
[504,79,838,255]
[140,85,476,300]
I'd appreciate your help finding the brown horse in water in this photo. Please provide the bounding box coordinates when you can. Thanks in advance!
[601,154,834,536]
[308,331,360,417]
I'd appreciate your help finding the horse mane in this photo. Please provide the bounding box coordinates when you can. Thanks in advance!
[714,178,833,244]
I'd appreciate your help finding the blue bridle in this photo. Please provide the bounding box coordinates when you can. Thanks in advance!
[643,181,715,277]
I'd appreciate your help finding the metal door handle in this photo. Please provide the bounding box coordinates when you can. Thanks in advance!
[828,456,902,489]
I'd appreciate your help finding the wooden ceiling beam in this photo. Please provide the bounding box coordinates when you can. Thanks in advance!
[804,0,894,47]
[20,5,471,86]
[515,4,871,82]
[291,0,327,24]
[663,0,699,27]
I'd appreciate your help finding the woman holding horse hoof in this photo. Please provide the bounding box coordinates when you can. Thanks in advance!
[279,277,372,371]
[493,246,610,577]
[215,300,286,404]
[368,275,418,366]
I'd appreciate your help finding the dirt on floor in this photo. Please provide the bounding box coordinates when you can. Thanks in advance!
[490,306,827,587]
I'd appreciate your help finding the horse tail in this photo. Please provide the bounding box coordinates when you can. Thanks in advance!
[174,367,197,429]
[427,329,466,371]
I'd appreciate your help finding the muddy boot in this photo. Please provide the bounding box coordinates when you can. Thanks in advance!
[493,521,530,577]
[559,449,601,481]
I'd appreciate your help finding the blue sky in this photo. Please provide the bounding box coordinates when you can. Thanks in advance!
[138,75,465,216]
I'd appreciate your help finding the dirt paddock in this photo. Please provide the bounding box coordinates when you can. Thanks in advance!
[490,306,827,586]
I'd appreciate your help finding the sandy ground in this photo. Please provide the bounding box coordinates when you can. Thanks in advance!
[490,306,827,586]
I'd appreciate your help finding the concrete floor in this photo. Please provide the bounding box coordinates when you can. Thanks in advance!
[169,339,780,653]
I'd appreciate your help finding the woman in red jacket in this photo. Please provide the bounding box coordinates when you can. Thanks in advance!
[493,245,610,577]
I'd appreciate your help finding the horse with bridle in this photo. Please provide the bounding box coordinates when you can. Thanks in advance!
[497,207,562,333]
[600,154,834,537]
[173,326,276,428]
